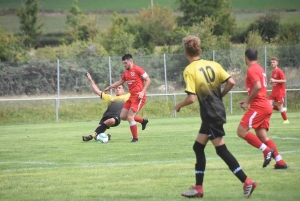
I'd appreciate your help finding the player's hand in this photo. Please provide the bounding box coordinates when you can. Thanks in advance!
[86,72,92,80]
[239,101,248,110]
[174,104,181,112]
[137,91,144,99]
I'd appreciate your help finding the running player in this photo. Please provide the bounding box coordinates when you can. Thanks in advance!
[269,57,289,124]
[175,36,257,198]
[237,49,287,170]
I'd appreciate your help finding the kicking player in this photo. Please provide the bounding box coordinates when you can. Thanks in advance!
[82,72,148,142]
[104,54,151,142]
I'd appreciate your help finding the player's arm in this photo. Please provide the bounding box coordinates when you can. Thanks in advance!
[270,78,286,84]
[241,81,261,110]
[104,79,125,93]
[138,75,151,99]
[221,77,235,97]
[174,93,196,112]
[87,72,102,96]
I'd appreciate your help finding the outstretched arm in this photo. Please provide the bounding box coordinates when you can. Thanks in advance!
[87,72,102,96]
[104,79,125,93]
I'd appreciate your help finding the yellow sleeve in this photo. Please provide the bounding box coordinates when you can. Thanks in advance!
[216,63,230,83]
[183,67,196,94]
[101,93,111,104]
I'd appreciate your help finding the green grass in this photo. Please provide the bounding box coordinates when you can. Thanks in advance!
[0,114,300,200]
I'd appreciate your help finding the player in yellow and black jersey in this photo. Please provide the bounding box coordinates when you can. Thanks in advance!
[82,72,148,141]
[175,36,257,198]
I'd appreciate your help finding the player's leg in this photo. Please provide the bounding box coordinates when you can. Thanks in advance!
[269,97,278,111]
[181,131,208,198]
[82,118,111,141]
[237,110,274,168]
[210,126,257,198]
[134,116,149,130]
[275,98,289,123]
[256,129,288,169]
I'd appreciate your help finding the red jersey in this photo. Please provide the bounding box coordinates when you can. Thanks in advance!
[270,68,286,97]
[245,63,270,109]
[121,65,147,97]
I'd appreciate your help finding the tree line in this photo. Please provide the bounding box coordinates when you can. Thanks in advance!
[0,0,300,62]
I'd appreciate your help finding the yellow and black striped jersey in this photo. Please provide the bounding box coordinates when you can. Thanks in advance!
[101,93,130,118]
[183,59,230,125]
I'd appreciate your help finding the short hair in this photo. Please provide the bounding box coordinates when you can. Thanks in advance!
[122,54,133,61]
[245,48,258,61]
[270,57,279,61]
[183,36,201,57]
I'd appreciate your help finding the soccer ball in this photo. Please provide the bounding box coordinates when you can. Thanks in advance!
[96,133,109,143]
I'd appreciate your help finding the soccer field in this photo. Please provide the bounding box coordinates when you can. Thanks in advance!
[1,114,300,200]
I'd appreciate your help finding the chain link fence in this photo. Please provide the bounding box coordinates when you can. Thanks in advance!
[0,45,299,124]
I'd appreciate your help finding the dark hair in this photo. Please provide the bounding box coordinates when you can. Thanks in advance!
[245,48,258,61]
[122,54,133,61]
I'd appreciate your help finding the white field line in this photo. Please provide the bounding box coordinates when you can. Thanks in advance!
[1,150,299,172]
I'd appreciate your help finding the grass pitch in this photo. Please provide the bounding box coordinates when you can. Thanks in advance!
[0,114,300,200]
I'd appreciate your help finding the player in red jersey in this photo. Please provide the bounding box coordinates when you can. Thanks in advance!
[237,48,287,169]
[269,57,289,124]
[104,54,151,142]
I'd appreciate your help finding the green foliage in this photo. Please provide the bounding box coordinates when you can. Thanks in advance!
[100,12,136,55]
[277,23,300,45]
[245,30,265,48]
[66,0,89,42]
[246,12,280,42]
[0,28,27,61]
[184,17,218,51]
[17,0,43,48]
[177,0,236,35]
[127,6,177,53]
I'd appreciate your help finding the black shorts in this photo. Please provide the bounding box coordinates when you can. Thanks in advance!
[199,123,225,140]
[99,116,121,128]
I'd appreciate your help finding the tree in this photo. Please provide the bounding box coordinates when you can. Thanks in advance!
[177,0,236,36]
[66,0,85,41]
[246,12,280,43]
[127,5,177,53]
[17,0,43,48]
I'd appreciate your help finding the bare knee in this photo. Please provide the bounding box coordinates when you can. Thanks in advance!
[237,124,248,139]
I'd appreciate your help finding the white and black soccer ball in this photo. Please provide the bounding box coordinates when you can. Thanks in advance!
[96,133,109,143]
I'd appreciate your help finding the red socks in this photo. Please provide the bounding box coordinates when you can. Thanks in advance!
[130,124,138,139]
[134,116,143,123]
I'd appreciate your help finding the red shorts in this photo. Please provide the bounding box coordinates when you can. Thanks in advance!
[240,107,272,130]
[123,95,146,113]
[269,94,284,104]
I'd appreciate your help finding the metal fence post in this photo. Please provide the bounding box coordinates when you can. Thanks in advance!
[230,91,232,114]
[108,56,112,95]
[264,46,267,73]
[56,59,60,122]
[212,50,215,61]
[163,54,168,101]
[174,94,177,117]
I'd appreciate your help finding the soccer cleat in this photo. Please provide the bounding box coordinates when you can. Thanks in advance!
[131,138,139,143]
[263,149,274,168]
[107,133,111,141]
[274,163,288,169]
[181,186,203,198]
[141,119,149,130]
[82,135,93,141]
[243,178,258,198]
[282,120,289,124]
